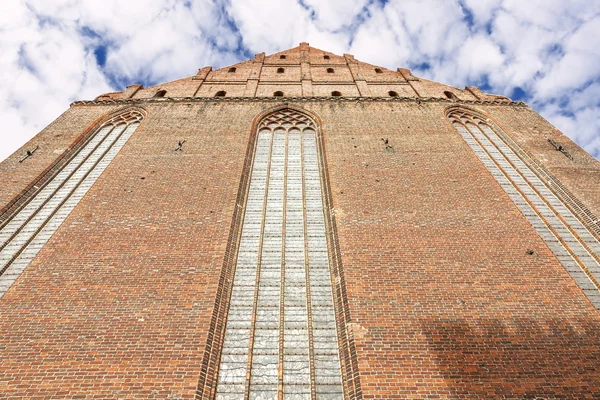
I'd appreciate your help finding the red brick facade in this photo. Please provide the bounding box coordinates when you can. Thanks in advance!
[1,44,599,399]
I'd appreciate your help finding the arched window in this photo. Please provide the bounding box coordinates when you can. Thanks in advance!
[153,90,167,98]
[388,91,399,97]
[0,108,144,297]
[447,107,600,309]
[215,91,226,97]
[212,108,348,398]
[331,91,342,97]
[327,68,334,73]
[277,67,285,73]
[324,55,330,60]
[280,54,287,59]
[273,91,284,97]
[444,91,457,100]
[375,68,383,74]
[228,67,236,73]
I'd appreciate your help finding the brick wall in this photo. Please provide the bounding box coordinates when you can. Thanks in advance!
[1,44,599,399]
[0,97,599,398]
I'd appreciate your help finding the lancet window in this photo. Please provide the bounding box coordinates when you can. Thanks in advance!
[448,109,600,309]
[0,110,144,297]
[215,109,345,399]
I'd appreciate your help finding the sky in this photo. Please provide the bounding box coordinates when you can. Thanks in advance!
[1,0,599,161]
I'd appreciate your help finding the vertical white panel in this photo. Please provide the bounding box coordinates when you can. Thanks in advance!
[217,112,344,400]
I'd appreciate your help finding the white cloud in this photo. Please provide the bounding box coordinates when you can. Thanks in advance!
[0,0,241,161]
[456,35,505,83]
[460,0,502,25]
[0,0,598,162]
[302,0,370,30]
[227,0,309,53]
[0,0,112,162]
[534,17,600,99]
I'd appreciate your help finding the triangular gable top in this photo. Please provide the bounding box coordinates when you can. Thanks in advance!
[94,43,511,103]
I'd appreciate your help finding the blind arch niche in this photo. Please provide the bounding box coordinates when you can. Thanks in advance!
[209,107,360,400]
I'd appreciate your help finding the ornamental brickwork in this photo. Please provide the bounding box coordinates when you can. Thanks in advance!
[0,44,599,399]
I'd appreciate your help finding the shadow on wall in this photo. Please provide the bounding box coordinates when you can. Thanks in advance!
[420,316,600,398]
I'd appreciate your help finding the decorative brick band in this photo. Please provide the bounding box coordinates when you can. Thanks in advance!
[71,96,527,108]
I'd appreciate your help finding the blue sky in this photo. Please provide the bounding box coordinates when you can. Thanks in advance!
[1,0,599,161]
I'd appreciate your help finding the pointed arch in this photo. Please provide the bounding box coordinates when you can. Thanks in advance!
[249,104,325,133]
[196,106,362,399]
[444,90,457,100]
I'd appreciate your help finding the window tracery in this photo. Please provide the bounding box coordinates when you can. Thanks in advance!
[215,109,345,399]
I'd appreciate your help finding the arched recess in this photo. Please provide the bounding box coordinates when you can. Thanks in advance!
[0,107,146,297]
[196,106,362,400]
[447,106,600,309]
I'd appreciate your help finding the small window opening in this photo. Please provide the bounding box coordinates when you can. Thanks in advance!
[273,91,284,97]
[327,68,334,73]
[277,67,285,73]
[331,91,342,97]
[324,55,330,60]
[375,68,383,74]
[388,91,398,97]
[280,55,287,59]
[153,90,167,98]
[444,91,457,99]
[228,67,236,73]
[215,91,226,97]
